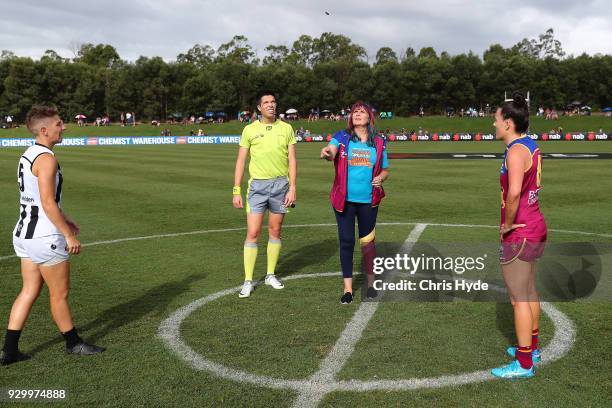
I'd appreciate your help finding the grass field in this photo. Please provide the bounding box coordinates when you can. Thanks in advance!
[1,115,611,138]
[0,140,611,407]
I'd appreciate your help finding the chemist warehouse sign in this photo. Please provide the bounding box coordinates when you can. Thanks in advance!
[2,132,610,148]
[0,136,241,148]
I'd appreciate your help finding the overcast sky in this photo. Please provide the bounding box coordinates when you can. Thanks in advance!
[1,0,610,62]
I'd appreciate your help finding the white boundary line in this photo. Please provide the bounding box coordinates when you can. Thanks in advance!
[1,221,610,262]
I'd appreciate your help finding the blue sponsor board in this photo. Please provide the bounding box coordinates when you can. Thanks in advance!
[2,132,609,148]
[0,135,241,148]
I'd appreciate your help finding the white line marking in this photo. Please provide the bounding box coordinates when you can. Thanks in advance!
[157,272,576,398]
[290,302,379,408]
[1,222,610,262]
[292,224,426,408]
[158,272,342,391]
[539,301,577,361]
[0,220,584,405]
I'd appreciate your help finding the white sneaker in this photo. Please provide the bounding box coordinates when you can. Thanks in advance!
[239,280,254,298]
[265,274,284,289]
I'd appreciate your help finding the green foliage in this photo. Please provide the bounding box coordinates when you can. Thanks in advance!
[76,43,121,68]
[0,30,610,122]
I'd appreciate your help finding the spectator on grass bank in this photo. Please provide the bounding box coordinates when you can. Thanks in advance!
[296,127,305,137]
[125,112,132,125]
[197,128,204,136]
[419,106,424,117]
[131,112,136,126]
[120,112,125,126]
[6,115,13,127]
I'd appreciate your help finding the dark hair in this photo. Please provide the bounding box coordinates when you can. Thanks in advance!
[26,105,59,136]
[256,89,277,105]
[500,93,529,133]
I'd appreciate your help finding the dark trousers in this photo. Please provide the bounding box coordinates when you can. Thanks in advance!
[334,202,378,278]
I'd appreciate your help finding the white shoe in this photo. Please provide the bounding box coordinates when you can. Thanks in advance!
[239,280,254,298]
[265,274,284,289]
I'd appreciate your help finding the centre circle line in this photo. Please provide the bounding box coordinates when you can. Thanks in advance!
[156,222,577,407]
[0,220,583,404]
[157,272,575,391]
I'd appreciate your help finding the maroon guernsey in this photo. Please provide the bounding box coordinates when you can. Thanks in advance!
[500,135,547,241]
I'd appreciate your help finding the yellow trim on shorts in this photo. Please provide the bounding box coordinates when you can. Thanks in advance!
[500,237,527,265]
[245,178,252,214]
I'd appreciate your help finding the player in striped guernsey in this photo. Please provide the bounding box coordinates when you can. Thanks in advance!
[1,106,104,366]
[491,94,547,379]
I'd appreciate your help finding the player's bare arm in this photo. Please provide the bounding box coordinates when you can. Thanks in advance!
[502,146,528,235]
[34,154,80,254]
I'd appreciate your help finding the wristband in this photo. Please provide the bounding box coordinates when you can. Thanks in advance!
[232,186,241,195]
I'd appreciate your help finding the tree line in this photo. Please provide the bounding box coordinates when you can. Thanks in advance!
[0,29,609,122]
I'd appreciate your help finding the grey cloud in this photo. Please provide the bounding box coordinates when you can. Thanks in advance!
[0,0,609,61]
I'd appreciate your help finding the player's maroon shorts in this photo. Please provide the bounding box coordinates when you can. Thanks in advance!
[499,235,547,264]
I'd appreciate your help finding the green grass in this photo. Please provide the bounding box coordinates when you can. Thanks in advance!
[1,114,611,138]
[0,143,610,407]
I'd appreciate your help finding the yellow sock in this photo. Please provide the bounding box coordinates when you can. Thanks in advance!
[244,242,258,281]
[267,239,282,275]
